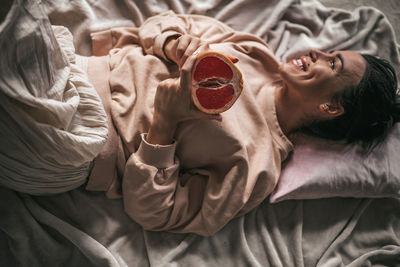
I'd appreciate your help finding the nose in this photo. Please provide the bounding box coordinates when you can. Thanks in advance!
[309,49,318,62]
[308,48,331,62]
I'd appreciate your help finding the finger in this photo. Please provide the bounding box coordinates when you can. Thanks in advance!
[158,78,177,88]
[180,42,209,71]
[228,56,239,63]
[191,109,223,121]
[176,35,191,61]
[179,38,201,67]
[180,54,196,90]
[193,43,210,57]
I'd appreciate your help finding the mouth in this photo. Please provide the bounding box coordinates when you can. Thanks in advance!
[292,56,308,71]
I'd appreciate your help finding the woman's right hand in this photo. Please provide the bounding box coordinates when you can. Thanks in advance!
[147,56,221,145]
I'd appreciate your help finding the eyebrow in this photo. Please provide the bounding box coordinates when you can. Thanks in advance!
[337,53,344,72]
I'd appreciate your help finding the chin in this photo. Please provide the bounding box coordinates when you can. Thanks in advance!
[278,62,291,80]
[278,62,286,73]
[278,64,295,86]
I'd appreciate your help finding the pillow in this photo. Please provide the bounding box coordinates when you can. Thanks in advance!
[270,123,400,203]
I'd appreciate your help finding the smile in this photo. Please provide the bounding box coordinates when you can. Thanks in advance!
[292,56,307,71]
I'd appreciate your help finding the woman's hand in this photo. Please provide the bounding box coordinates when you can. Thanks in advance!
[147,56,221,145]
[164,35,206,67]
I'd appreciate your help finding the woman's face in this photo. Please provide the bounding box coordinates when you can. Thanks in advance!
[279,49,366,114]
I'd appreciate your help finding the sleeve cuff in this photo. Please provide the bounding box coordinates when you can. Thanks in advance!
[136,133,176,169]
[154,31,182,62]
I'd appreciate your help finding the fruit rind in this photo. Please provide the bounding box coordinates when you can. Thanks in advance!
[191,52,243,114]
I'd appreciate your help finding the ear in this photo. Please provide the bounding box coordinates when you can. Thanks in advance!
[319,102,344,118]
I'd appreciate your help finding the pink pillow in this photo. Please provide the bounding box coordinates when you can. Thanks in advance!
[270,124,400,203]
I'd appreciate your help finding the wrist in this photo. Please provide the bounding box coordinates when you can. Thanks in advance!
[147,117,177,145]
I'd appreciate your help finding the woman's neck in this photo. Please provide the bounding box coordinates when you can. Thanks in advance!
[274,85,307,137]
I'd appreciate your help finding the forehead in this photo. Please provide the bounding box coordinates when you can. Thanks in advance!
[338,50,366,85]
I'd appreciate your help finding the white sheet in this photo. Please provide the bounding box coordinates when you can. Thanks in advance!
[0,0,108,194]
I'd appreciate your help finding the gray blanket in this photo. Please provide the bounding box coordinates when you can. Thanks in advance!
[1,0,400,266]
[2,186,400,266]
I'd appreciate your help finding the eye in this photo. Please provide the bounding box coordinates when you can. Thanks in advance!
[330,58,336,70]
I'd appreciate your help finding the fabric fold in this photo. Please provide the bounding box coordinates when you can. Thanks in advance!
[0,0,108,195]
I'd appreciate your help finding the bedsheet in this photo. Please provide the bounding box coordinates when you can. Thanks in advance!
[1,0,400,266]
[1,186,400,266]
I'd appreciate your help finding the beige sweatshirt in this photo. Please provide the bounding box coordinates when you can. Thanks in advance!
[86,11,293,236]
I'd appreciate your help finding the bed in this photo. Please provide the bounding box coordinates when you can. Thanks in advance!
[1,0,400,266]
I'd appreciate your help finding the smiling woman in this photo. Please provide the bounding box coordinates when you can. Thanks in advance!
[277,50,364,136]
[85,10,400,236]
[307,53,400,147]
[276,48,400,148]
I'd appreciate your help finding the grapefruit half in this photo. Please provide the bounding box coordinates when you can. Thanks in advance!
[191,52,243,114]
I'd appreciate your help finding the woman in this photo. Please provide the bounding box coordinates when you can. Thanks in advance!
[86,11,399,236]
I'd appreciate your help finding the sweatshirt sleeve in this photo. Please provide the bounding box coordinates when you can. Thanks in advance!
[122,134,215,236]
[138,11,187,62]
[138,10,243,62]
[138,10,280,72]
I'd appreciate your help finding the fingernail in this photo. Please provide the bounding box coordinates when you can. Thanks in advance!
[229,57,239,63]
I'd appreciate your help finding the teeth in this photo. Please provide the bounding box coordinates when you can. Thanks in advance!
[297,59,304,70]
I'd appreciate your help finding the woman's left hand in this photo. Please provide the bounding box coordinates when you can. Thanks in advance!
[147,55,221,145]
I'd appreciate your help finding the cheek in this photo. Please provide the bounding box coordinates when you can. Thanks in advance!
[301,70,333,93]
[279,62,316,92]
[279,62,299,86]
[279,63,336,98]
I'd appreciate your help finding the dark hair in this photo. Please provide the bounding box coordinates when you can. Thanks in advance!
[307,54,400,149]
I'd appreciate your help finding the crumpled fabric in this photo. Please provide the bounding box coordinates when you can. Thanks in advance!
[0,0,108,195]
